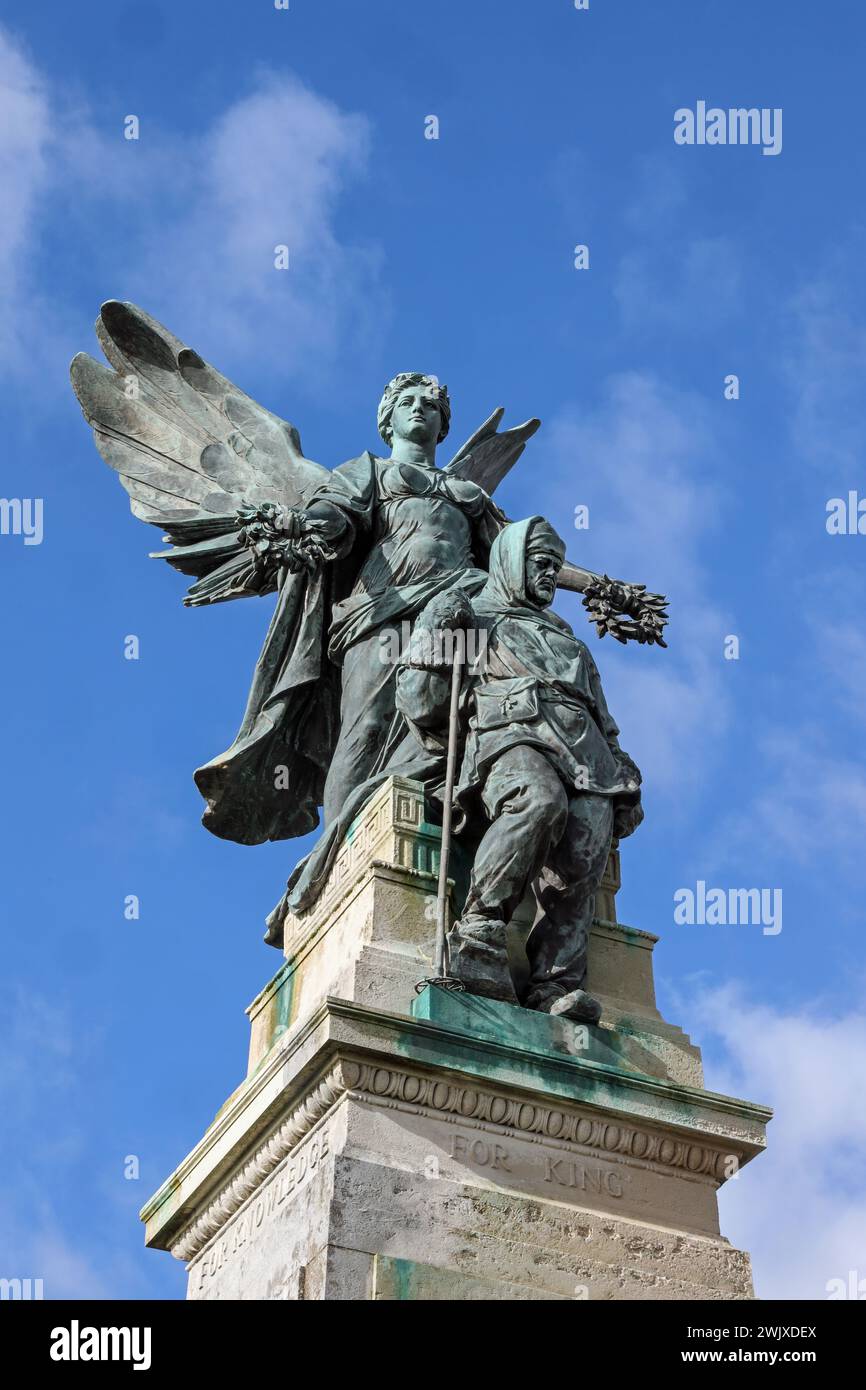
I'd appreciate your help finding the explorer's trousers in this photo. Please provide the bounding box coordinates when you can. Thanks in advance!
[458,743,613,1004]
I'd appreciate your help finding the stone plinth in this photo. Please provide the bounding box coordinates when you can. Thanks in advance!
[141,778,771,1300]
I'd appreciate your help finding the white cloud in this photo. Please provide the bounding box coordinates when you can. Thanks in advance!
[614,156,742,333]
[543,372,735,800]
[0,985,175,1300]
[615,236,742,333]
[0,1210,115,1301]
[622,154,688,234]
[678,979,866,1300]
[812,619,866,730]
[707,725,866,873]
[716,244,866,871]
[705,563,866,871]
[0,24,382,386]
[816,624,866,726]
[0,29,49,258]
[0,984,78,1109]
[126,71,379,376]
[783,234,866,477]
[0,987,109,1298]
[802,567,866,729]
[0,28,53,367]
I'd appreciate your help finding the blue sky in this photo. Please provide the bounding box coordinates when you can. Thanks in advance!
[1,0,864,1300]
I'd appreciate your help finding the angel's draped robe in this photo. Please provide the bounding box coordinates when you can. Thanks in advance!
[194,451,504,862]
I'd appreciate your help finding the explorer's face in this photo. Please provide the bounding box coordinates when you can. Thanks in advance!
[525,545,563,608]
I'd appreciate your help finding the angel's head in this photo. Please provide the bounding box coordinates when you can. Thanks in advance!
[377,372,451,450]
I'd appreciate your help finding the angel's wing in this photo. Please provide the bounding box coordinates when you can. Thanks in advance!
[70,301,330,605]
[444,407,541,494]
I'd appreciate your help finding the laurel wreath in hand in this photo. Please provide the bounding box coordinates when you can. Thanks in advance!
[581,575,669,647]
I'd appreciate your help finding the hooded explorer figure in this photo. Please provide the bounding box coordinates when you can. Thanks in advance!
[395,516,643,1024]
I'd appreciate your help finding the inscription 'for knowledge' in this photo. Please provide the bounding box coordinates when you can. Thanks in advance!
[195,1129,330,1286]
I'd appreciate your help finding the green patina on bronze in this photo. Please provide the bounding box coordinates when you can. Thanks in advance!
[387,1258,415,1302]
[400,991,645,1111]
[139,1171,184,1235]
[261,967,297,1061]
[262,965,296,1056]
[246,961,297,1075]
[396,992,737,1138]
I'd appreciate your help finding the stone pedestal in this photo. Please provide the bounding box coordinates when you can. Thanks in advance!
[141,778,770,1300]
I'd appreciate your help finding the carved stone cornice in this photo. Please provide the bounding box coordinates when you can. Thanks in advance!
[170,1055,738,1263]
[343,1060,733,1179]
[171,1064,346,1262]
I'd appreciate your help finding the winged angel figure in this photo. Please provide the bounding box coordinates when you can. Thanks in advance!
[71,302,667,937]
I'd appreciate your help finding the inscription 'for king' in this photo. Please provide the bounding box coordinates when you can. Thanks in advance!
[450,1131,625,1199]
[544,1155,624,1198]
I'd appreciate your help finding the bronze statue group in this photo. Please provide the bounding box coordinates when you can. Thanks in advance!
[73,306,667,1023]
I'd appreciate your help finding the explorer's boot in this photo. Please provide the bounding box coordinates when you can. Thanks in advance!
[448,917,519,1005]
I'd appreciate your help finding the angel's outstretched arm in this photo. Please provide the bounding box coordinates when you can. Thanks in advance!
[557,561,668,647]
[445,408,668,647]
[231,453,379,580]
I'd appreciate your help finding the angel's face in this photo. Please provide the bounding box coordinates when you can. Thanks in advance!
[390,387,442,448]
